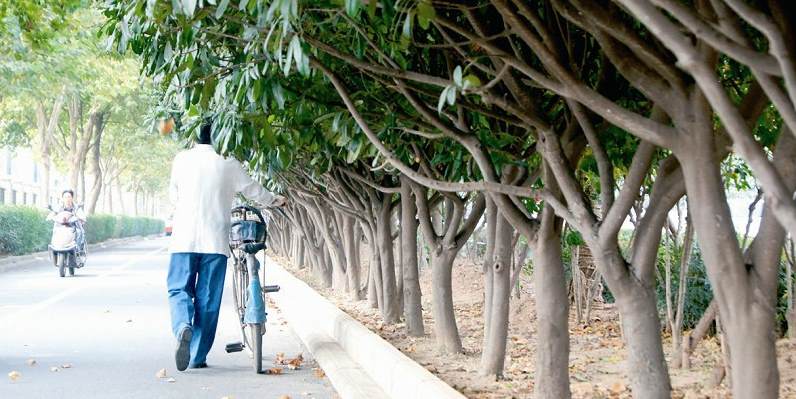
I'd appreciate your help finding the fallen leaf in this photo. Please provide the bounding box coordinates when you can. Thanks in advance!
[610,381,627,394]
[287,354,304,370]
[50,366,60,372]
[275,352,286,365]
[8,371,21,382]
[166,377,176,383]
[61,363,72,369]
[156,368,167,379]
[26,359,37,366]
[313,368,325,378]
[279,396,291,399]
[267,368,283,375]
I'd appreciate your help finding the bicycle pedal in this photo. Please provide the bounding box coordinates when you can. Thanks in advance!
[262,284,281,293]
[225,342,244,353]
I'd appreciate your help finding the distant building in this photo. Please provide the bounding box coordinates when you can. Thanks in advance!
[0,147,162,218]
[0,147,64,207]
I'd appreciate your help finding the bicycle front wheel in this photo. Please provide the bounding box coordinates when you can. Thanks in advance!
[249,323,263,373]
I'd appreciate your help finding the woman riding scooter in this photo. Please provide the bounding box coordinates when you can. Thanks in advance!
[47,190,87,277]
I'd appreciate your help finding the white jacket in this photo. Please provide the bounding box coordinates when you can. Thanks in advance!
[168,144,277,256]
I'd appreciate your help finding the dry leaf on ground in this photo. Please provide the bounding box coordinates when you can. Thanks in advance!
[267,367,284,375]
[287,354,304,370]
[279,396,291,399]
[155,368,167,379]
[610,381,626,393]
[8,371,21,381]
[275,352,286,365]
[313,368,326,379]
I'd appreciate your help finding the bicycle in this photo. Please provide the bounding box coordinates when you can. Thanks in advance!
[224,205,280,374]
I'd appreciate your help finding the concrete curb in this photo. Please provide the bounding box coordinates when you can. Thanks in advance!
[0,234,165,273]
[266,256,466,399]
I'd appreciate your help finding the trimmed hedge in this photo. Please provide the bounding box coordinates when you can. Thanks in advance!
[0,206,52,255]
[0,205,165,256]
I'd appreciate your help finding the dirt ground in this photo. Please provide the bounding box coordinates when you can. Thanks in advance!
[269,254,796,398]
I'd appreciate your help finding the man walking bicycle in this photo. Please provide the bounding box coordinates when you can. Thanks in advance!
[167,120,285,371]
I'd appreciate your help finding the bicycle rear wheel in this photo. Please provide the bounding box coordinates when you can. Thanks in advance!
[231,254,250,348]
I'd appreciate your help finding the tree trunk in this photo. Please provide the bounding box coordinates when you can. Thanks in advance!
[430,251,461,353]
[532,206,571,398]
[682,300,717,369]
[479,203,514,376]
[671,218,695,369]
[573,244,583,324]
[36,95,65,206]
[86,114,104,214]
[319,248,333,288]
[367,225,382,310]
[377,195,401,324]
[482,198,498,345]
[614,281,671,397]
[400,176,424,336]
[680,143,781,397]
[342,215,362,300]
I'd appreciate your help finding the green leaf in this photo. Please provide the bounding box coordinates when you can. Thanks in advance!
[345,0,360,17]
[260,125,276,146]
[437,86,450,113]
[215,0,230,18]
[182,0,197,17]
[453,65,463,86]
[368,0,377,17]
[332,112,342,132]
[346,137,363,163]
[402,11,414,38]
[187,104,200,117]
[447,85,457,106]
[201,76,217,108]
[272,83,285,109]
[463,74,481,89]
[417,2,435,29]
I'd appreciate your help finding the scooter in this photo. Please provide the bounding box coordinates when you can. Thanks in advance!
[48,206,87,277]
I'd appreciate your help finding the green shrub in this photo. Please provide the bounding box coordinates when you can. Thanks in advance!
[85,214,116,243]
[0,206,51,255]
[0,205,165,256]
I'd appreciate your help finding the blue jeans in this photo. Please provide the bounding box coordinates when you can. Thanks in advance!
[167,252,228,366]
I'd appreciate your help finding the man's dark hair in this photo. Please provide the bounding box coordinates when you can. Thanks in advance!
[198,119,213,145]
[62,189,74,197]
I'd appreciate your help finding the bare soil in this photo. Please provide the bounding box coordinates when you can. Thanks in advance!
[269,254,796,398]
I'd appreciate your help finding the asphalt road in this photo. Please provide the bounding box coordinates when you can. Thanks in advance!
[0,236,336,399]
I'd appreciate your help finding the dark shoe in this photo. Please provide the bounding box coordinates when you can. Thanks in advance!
[175,327,192,371]
[189,362,208,369]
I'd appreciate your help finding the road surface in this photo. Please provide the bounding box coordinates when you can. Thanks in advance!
[0,237,336,399]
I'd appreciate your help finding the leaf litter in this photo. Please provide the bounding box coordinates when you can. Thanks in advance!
[275,255,796,399]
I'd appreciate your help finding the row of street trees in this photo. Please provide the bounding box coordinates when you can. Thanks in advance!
[1,3,178,214]
[104,1,796,398]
